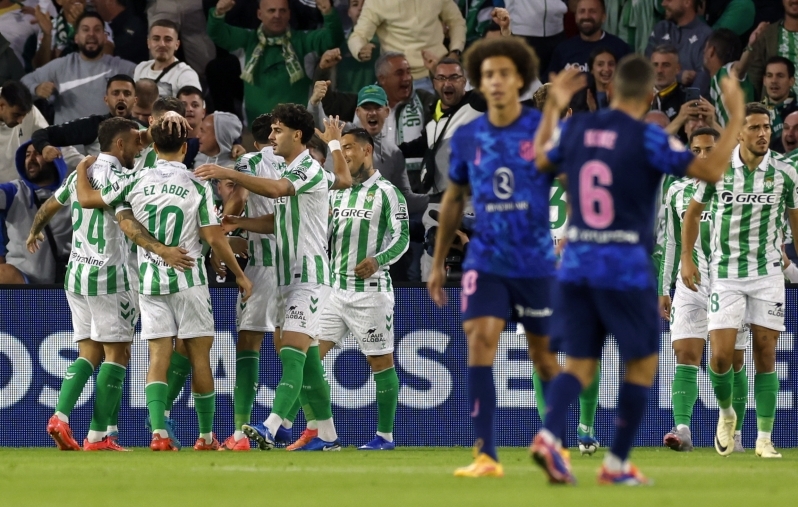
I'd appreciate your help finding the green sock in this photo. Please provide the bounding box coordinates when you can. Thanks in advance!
[532,370,546,423]
[299,388,316,423]
[754,372,779,433]
[374,367,399,434]
[89,363,126,432]
[272,347,306,418]
[733,366,749,431]
[165,351,191,411]
[709,366,734,410]
[672,364,698,427]
[285,397,302,424]
[302,346,333,421]
[193,391,216,434]
[234,350,259,430]
[578,364,601,433]
[145,382,168,432]
[55,357,95,417]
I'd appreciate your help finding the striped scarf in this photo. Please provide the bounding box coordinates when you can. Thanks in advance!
[241,28,304,85]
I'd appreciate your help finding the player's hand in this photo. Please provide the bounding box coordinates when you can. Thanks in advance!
[237,273,254,302]
[159,246,195,272]
[658,295,672,320]
[160,111,191,137]
[490,7,511,35]
[315,115,344,143]
[719,75,745,123]
[358,43,376,62]
[35,81,57,99]
[42,145,61,162]
[319,49,342,70]
[221,215,241,234]
[77,155,97,175]
[310,80,331,106]
[34,6,53,33]
[194,163,233,181]
[354,257,379,279]
[315,0,333,15]
[26,232,45,254]
[748,21,769,47]
[215,0,236,16]
[427,264,448,307]
[681,70,696,86]
[228,236,249,258]
[680,256,700,292]
[64,0,84,25]
[696,97,716,125]
[209,250,227,277]
[231,144,246,160]
[547,67,587,112]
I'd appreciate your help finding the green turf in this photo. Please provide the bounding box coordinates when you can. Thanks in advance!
[1,447,797,507]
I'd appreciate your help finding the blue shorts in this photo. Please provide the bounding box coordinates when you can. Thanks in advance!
[551,282,659,361]
[460,270,552,336]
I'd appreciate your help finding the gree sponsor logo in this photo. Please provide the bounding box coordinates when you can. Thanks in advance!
[679,210,713,222]
[719,191,777,205]
[333,208,374,219]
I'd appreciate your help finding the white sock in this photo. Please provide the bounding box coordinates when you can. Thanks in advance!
[106,425,118,434]
[676,424,690,433]
[282,419,293,429]
[154,429,168,438]
[55,411,68,423]
[734,430,741,437]
[200,432,213,444]
[720,405,735,418]
[306,419,318,430]
[234,430,246,441]
[578,423,592,435]
[603,452,628,473]
[164,410,170,418]
[757,431,772,441]
[376,431,393,443]
[87,430,105,443]
[264,413,283,437]
[317,418,338,442]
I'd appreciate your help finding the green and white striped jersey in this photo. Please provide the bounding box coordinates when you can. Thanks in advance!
[658,178,716,295]
[329,171,409,292]
[709,63,755,128]
[693,147,798,279]
[274,150,336,286]
[101,159,219,295]
[54,153,131,296]
[235,147,284,267]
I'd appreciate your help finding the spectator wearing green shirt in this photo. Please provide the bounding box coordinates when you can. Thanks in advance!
[207,0,344,122]
[761,56,797,150]
[747,0,798,99]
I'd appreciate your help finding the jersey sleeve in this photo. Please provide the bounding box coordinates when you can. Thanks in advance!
[783,167,798,210]
[284,161,325,195]
[235,156,256,176]
[692,180,716,204]
[448,130,469,186]
[544,120,571,167]
[374,187,410,267]
[658,187,681,296]
[196,180,221,227]
[53,173,74,206]
[101,178,135,209]
[643,124,694,177]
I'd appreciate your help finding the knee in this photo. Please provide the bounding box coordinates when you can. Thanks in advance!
[237,331,264,352]
[674,348,703,366]
[0,264,26,284]
[367,353,394,372]
[529,349,559,380]
[732,351,746,372]
[104,344,129,366]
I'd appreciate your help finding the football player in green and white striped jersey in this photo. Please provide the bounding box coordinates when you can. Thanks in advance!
[195,105,353,452]
[704,29,758,129]
[658,127,750,454]
[76,120,252,452]
[682,104,798,459]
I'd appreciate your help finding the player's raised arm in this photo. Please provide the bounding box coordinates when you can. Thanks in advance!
[194,163,295,198]
[680,197,707,291]
[315,116,352,190]
[685,77,745,183]
[534,68,586,172]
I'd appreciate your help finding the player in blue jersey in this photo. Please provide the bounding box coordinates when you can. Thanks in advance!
[427,37,562,478]
[529,55,746,485]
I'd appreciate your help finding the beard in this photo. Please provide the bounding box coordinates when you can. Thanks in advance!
[578,20,600,37]
[79,43,103,59]
[26,162,54,184]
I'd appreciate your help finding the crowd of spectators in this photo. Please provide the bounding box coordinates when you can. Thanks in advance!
[0,0,794,284]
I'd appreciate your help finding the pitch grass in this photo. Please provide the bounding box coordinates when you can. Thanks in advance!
[1,447,797,507]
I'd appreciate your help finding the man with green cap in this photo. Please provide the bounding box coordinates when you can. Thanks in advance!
[207,0,345,122]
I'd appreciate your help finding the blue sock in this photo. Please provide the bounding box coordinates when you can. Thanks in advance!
[610,382,649,462]
[539,378,569,447]
[543,373,582,443]
[468,366,497,461]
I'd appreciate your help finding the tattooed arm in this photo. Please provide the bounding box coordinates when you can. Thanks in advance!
[26,197,65,254]
[116,209,195,272]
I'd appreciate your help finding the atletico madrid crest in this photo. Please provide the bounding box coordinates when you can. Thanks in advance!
[519,140,535,161]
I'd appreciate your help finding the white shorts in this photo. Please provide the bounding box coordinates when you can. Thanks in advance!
[139,285,215,340]
[670,280,749,349]
[236,265,281,333]
[319,287,395,356]
[275,283,330,339]
[65,290,138,343]
[708,274,785,333]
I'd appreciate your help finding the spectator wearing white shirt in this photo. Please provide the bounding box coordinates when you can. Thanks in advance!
[504,0,567,75]
[0,81,49,183]
[133,20,202,98]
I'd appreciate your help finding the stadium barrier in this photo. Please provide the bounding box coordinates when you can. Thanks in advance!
[1,286,797,448]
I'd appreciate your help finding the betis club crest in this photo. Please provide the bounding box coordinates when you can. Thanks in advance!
[519,140,535,161]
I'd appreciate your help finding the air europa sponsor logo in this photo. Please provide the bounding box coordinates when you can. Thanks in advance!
[719,191,778,205]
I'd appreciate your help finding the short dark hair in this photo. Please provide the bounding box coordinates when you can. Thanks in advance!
[435,57,463,74]
[251,114,273,144]
[270,103,315,144]
[766,56,796,79]
[577,0,606,12]
[689,126,721,144]
[706,29,742,66]
[0,80,33,113]
[651,44,679,59]
[343,127,375,149]
[134,79,159,108]
[75,11,104,31]
[152,96,185,117]
[151,121,187,153]
[98,117,139,151]
[613,54,655,101]
[107,74,135,91]
[150,19,179,35]
[307,134,328,157]
[464,37,539,95]
[176,85,203,100]
[745,102,771,119]
[588,46,615,72]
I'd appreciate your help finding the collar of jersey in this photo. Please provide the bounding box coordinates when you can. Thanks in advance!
[156,159,188,171]
[97,152,122,171]
[286,149,312,171]
[656,82,679,98]
[356,170,381,189]
[731,144,771,172]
